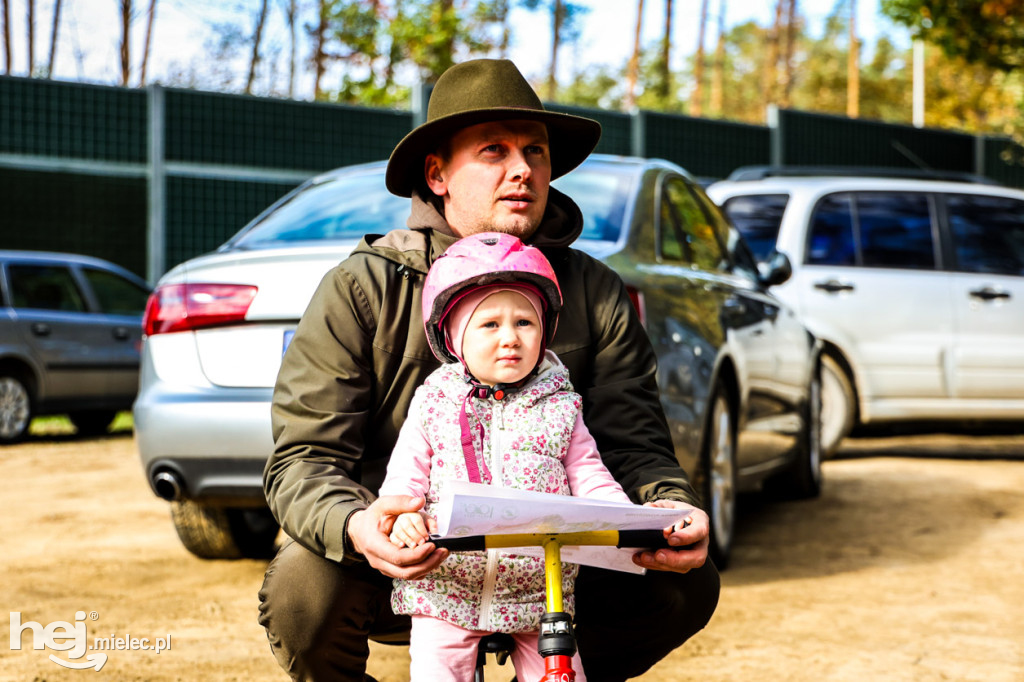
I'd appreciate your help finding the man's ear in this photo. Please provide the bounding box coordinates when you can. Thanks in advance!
[424,154,447,197]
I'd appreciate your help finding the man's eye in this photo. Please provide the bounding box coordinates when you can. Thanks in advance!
[526,145,548,156]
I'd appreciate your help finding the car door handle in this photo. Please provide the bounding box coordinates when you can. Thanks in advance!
[969,287,1011,301]
[112,326,131,340]
[814,279,855,294]
[30,322,51,336]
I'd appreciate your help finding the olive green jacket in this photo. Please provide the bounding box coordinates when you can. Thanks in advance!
[265,187,699,563]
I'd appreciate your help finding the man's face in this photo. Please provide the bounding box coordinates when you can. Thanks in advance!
[425,120,551,239]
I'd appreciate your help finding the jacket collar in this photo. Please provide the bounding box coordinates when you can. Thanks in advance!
[407,186,585,250]
[359,185,585,273]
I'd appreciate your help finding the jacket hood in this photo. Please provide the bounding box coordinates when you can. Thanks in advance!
[352,184,585,270]
[405,186,585,250]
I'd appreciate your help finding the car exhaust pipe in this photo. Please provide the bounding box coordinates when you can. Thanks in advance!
[153,470,184,501]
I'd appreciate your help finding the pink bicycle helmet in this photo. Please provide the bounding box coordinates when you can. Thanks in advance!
[422,232,562,364]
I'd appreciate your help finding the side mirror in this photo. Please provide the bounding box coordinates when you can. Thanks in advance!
[759,250,792,287]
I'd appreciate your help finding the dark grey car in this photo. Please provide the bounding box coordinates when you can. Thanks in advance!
[0,251,151,442]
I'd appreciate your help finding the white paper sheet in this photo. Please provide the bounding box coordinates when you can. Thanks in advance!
[432,481,695,573]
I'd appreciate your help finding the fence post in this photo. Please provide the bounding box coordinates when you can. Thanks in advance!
[412,81,432,129]
[767,104,783,167]
[630,109,646,158]
[147,84,166,285]
[974,134,986,178]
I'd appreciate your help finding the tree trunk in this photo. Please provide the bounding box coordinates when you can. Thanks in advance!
[625,0,644,111]
[691,0,708,116]
[27,0,34,75]
[245,0,269,95]
[761,0,784,114]
[709,0,726,117]
[120,0,131,87]
[547,0,563,101]
[659,0,672,102]
[2,0,10,74]
[312,0,328,100]
[285,0,297,98]
[139,0,157,86]
[847,0,859,118]
[45,0,61,77]
[782,0,796,106]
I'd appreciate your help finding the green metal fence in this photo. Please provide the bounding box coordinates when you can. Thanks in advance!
[2,74,1024,282]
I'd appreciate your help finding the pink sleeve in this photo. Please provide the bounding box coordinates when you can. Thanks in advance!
[564,412,632,504]
[378,394,433,499]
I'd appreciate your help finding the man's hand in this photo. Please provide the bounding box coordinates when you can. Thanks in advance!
[633,499,710,573]
[347,495,448,580]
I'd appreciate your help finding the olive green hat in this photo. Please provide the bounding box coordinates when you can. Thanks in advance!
[386,58,602,197]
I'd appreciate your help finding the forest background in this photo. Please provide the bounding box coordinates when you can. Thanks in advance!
[1,0,1023,140]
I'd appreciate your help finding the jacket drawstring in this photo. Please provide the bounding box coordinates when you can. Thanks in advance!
[459,389,489,484]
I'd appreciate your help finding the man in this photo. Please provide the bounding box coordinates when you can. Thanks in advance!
[259,58,720,682]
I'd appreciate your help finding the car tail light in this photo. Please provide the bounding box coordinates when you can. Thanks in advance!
[143,283,258,335]
[626,285,647,328]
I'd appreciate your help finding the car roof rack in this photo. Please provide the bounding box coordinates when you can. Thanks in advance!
[725,165,1003,186]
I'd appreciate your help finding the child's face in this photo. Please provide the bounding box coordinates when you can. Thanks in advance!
[461,290,543,387]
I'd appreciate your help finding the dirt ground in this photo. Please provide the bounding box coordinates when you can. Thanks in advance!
[1,427,1023,682]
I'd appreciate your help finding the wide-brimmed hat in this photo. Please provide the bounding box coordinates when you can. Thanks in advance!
[385,59,602,197]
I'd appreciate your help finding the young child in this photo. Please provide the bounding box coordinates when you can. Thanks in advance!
[378,232,634,682]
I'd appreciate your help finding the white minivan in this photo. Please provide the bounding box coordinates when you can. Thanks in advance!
[708,168,1024,455]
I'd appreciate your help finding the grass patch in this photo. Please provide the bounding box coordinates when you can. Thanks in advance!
[29,412,134,436]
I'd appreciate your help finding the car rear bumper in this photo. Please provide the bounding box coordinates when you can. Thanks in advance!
[134,385,272,503]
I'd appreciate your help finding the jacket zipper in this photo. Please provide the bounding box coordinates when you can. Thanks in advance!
[477,400,505,629]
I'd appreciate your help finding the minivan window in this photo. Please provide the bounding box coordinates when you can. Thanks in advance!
[807,192,935,269]
[857,193,935,269]
[720,194,789,262]
[807,193,856,265]
[946,194,1024,276]
[8,265,87,312]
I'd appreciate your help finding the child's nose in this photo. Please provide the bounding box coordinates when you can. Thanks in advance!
[499,325,520,345]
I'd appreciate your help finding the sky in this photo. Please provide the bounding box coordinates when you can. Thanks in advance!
[1,0,900,97]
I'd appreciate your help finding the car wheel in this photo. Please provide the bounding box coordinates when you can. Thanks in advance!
[769,364,824,500]
[0,375,33,444]
[701,387,737,570]
[169,501,280,560]
[820,354,855,457]
[69,410,118,437]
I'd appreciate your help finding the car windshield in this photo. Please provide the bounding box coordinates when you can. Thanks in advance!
[553,162,635,243]
[229,170,409,249]
[227,160,635,249]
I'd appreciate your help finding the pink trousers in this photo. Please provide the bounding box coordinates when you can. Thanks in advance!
[408,614,587,682]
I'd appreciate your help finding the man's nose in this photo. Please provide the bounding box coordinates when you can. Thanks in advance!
[507,149,532,182]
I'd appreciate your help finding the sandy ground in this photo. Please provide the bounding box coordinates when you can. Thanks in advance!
[1,427,1023,682]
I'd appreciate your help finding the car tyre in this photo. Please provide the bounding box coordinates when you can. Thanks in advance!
[700,387,737,570]
[769,363,824,500]
[169,501,280,560]
[69,410,118,437]
[0,374,33,444]
[820,353,855,457]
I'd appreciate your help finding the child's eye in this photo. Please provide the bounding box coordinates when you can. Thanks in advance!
[516,319,534,327]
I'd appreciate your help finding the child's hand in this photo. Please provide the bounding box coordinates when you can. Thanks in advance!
[389,511,436,548]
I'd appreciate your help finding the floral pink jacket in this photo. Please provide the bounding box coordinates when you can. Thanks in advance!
[379,351,630,633]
